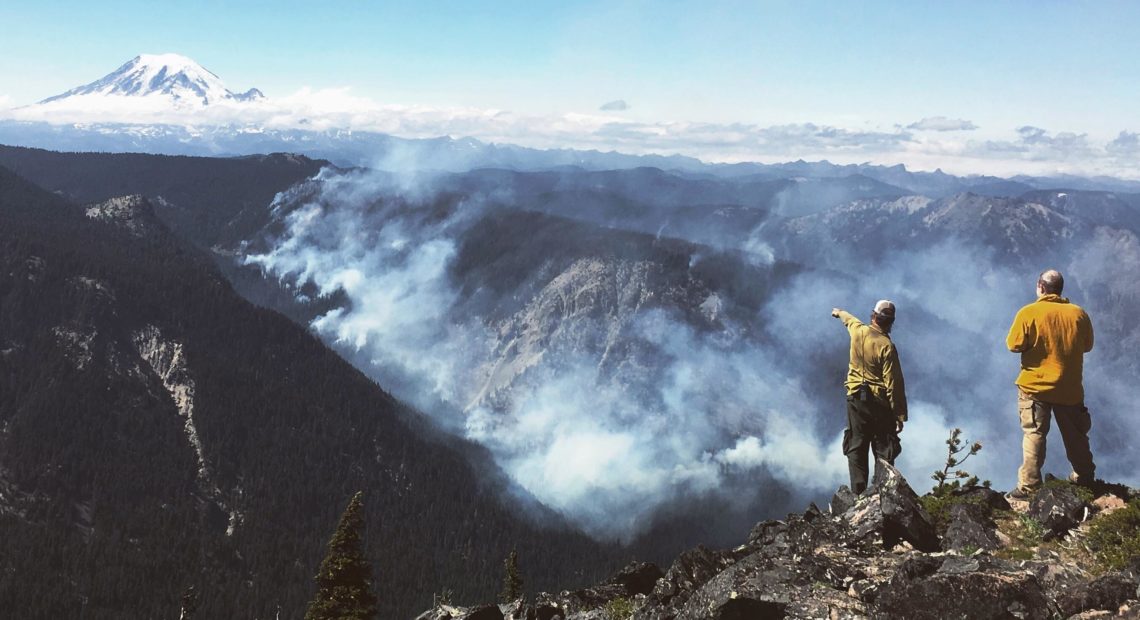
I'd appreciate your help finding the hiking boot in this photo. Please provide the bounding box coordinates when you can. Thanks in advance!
[1006,487,1033,501]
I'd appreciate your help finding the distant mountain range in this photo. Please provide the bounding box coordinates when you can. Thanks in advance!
[4,54,1140,196]
[3,137,1140,616]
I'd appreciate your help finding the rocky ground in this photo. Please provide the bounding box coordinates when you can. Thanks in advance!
[416,462,1140,619]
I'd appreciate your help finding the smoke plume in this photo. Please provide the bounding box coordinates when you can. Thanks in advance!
[246,166,1140,540]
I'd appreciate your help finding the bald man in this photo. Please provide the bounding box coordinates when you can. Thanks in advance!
[1006,269,1096,500]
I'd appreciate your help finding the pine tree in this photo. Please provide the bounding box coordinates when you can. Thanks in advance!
[500,548,523,603]
[305,491,378,620]
[931,428,985,495]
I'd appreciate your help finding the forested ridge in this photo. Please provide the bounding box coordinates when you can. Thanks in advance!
[0,164,621,618]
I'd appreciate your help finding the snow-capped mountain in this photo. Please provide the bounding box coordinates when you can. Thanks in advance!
[38,53,263,107]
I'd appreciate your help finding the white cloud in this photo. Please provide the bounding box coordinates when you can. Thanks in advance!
[907,116,978,132]
[3,89,1139,179]
[1107,130,1140,156]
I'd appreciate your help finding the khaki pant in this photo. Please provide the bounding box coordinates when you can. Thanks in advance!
[1017,390,1096,491]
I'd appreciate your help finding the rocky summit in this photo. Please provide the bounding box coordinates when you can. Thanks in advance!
[418,462,1140,620]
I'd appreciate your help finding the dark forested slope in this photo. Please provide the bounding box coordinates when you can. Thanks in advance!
[0,165,618,619]
[0,144,328,249]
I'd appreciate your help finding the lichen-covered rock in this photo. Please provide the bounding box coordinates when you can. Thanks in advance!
[1054,572,1140,617]
[942,502,1001,552]
[844,460,939,552]
[534,593,563,620]
[417,604,507,620]
[606,561,665,596]
[952,486,1012,513]
[557,584,626,616]
[501,597,537,620]
[831,484,857,515]
[414,474,1140,620]
[463,605,507,620]
[876,555,1058,619]
[1028,486,1089,539]
[643,545,738,612]
[671,551,867,620]
[748,520,787,547]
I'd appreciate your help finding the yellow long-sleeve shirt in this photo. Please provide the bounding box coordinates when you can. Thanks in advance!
[1006,294,1093,406]
[837,310,908,421]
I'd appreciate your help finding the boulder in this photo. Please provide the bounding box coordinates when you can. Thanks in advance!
[533,593,562,620]
[952,486,1011,513]
[802,502,824,522]
[557,584,626,616]
[700,598,786,619]
[670,547,869,619]
[416,604,507,620]
[748,520,787,547]
[876,555,1058,619]
[1028,485,1089,539]
[649,545,738,608]
[1092,494,1127,515]
[606,561,665,596]
[501,598,537,620]
[843,460,940,552]
[461,604,506,620]
[848,578,883,603]
[414,606,455,620]
[942,502,1002,552]
[1054,572,1140,617]
[831,484,858,515]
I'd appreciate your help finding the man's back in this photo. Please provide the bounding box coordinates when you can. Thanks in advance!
[837,310,906,421]
[1007,294,1094,405]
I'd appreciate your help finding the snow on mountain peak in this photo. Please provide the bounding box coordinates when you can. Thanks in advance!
[39,53,264,106]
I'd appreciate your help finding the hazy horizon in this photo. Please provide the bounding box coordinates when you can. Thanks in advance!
[2,2,1140,178]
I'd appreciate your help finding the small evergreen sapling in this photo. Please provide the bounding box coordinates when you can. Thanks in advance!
[305,491,379,620]
[931,428,985,495]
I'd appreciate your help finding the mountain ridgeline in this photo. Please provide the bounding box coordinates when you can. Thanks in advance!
[3,144,1140,618]
[0,163,621,618]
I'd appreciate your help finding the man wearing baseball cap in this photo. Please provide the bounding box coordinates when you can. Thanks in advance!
[831,300,908,494]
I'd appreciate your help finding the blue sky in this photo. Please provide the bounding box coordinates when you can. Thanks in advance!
[1,1,1139,175]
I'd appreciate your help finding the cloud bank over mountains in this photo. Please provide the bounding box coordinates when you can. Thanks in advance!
[3,54,1140,178]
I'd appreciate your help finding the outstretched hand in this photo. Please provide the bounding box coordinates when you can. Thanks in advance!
[831,307,841,318]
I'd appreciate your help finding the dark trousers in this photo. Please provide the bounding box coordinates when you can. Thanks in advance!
[844,394,901,494]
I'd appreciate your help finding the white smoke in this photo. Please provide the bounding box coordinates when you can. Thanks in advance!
[246,166,1140,540]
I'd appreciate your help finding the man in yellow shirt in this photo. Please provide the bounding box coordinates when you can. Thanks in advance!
[831,300,907,494]
[1006,269,1095,500]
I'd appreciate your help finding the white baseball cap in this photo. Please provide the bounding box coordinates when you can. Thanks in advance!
[873,299,896,318]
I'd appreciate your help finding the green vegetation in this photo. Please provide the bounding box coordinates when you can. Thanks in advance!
[1017,513,1045,547]
[605,597,636,620]
[500,549,523,603]
[992,510,1046,561]
[1085,499,1140,571]
[931,428,984,494]
[919,430,989,534]
[1042,477,1095,504]
[918,492,985,533]
[305,492,378,620]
